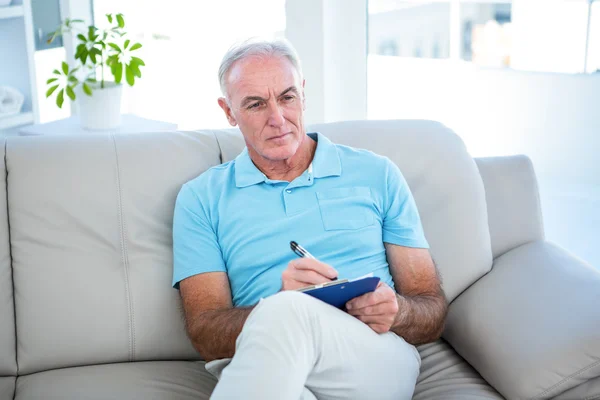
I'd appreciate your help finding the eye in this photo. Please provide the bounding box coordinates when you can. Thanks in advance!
[281,95,295,102]
[247,102,262,109]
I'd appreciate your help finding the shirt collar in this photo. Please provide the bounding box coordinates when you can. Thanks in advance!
[234,132,341,188]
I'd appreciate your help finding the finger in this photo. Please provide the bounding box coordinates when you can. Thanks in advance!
[290,269,333,286]
[368,323,391,334]
[347,303,395,316]
[291,259,338,280]
[356,315,394,329]
[346,292,379,310]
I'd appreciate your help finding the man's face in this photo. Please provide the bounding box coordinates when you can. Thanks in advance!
[218,55,306,162]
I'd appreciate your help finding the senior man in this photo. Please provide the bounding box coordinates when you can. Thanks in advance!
[172,38,448,400]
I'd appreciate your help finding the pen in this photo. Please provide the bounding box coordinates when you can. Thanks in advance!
[290,241,337,280]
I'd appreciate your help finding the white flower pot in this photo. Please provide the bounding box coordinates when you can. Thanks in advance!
[78,82,122,130]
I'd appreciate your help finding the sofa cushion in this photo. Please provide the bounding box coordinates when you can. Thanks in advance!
[212,120,493,302]
[475,155,544,259]
[0,377,15,400]
[7,132,220,374]
[14,361,217,400]
[414,340,503,400]
[445,240,600,399]
[0,138,16,376]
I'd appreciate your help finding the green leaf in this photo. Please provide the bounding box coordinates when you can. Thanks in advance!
[116,14,125,28]
[53,69,61,75]
[107,43,121,52]
[56,89,65,108]
[66,85,76,101]
[89,51,97,64]
[106,14,113,23]
[129,43,142,51]
[86,77,97,83]
[130,56,145,66]
[68,76,78,83]
[124,39,130,49]
[77,34,87,42]
[83,83,93,96]
[129,62,141,78]
[71,19,84,23]
[81,52,88,64]
[114,62,123,83]
[125,65,134,85]
[61,62,69,75]
[46,85,59,98]
[87,26,96,41]
[46,78,58,84]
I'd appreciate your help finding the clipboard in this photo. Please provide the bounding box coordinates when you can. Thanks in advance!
[297,276,381,309]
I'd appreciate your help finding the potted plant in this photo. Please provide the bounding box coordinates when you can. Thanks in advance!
[45,14,146,130]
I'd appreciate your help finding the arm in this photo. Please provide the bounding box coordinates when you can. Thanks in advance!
[179,272,253,362]
[386,243,447,344]
[347,243,447,345]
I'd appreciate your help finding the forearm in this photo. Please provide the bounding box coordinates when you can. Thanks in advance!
[391,293,448,345]
[187,306,254,362]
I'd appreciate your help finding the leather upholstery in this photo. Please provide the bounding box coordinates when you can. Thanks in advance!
[14,361,216,400]
[445,241,600,399]
[414,340,504,399]
[7,132,220,374]
[0,138,16,376]
[475,155,545,259]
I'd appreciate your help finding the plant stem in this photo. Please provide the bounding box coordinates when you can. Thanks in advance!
[100,47,105,89]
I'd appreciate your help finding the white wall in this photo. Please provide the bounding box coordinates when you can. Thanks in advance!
[286,0,367,125]
[368,56,600,187]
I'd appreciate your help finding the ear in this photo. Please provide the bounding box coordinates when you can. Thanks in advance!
[218,97,237,126]
[301,79,306,110]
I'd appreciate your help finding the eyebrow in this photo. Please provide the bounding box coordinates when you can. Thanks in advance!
[240,86,299,108]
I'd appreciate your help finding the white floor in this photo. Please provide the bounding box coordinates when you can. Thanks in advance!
[538,179,600,270]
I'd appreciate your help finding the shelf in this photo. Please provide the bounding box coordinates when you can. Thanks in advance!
[0,5,24,19]
[0,111,33,130]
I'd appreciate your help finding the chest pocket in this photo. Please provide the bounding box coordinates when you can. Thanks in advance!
[316,187,375,231]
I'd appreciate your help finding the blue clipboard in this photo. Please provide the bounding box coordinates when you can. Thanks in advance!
[298,276,380,309]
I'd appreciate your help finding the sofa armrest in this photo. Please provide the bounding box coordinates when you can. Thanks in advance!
[475,155,544,259]
[444,241,600,400]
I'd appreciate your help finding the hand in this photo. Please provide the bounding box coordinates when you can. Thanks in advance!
[281,258,338,291]
[346,282,399,334]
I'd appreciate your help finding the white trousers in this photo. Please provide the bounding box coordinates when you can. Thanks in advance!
[206,291,421,400]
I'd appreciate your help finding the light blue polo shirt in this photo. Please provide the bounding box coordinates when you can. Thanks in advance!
[172,132,429,307]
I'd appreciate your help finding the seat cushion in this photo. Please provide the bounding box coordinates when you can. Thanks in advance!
[0,138,16,376]
[414,340,503,400]
[15,361,217,400]
[0,377,15,400]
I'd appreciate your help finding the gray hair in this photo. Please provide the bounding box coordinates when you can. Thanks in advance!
[218,38,303,98]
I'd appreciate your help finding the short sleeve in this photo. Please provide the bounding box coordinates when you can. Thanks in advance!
[382,159,430,248]
[172,184,226,288]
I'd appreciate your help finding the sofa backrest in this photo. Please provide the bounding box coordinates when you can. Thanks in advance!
[0,139,16,377]
[7,132,220,375]
[214,120,493,302]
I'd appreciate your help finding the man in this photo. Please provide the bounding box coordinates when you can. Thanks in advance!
[172,38,447,400]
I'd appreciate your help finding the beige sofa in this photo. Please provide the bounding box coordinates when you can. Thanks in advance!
[1,120,599,400]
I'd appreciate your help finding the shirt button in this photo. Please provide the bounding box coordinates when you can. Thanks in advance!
[286,189,292,194]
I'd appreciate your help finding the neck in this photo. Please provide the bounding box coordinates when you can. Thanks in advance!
[251,135,317,182]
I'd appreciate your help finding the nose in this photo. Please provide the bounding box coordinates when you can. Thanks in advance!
[267,101,285,128]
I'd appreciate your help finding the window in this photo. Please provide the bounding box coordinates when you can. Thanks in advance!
[368,0,596,74]
[92,0,286,129]
[369,2,450,60]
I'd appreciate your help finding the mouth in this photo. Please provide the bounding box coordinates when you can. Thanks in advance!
[268,132,291,140]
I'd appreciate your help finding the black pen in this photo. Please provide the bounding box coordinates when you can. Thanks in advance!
[290,241,337,281]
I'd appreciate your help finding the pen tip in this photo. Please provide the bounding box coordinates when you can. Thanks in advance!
[290,241,298,250]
